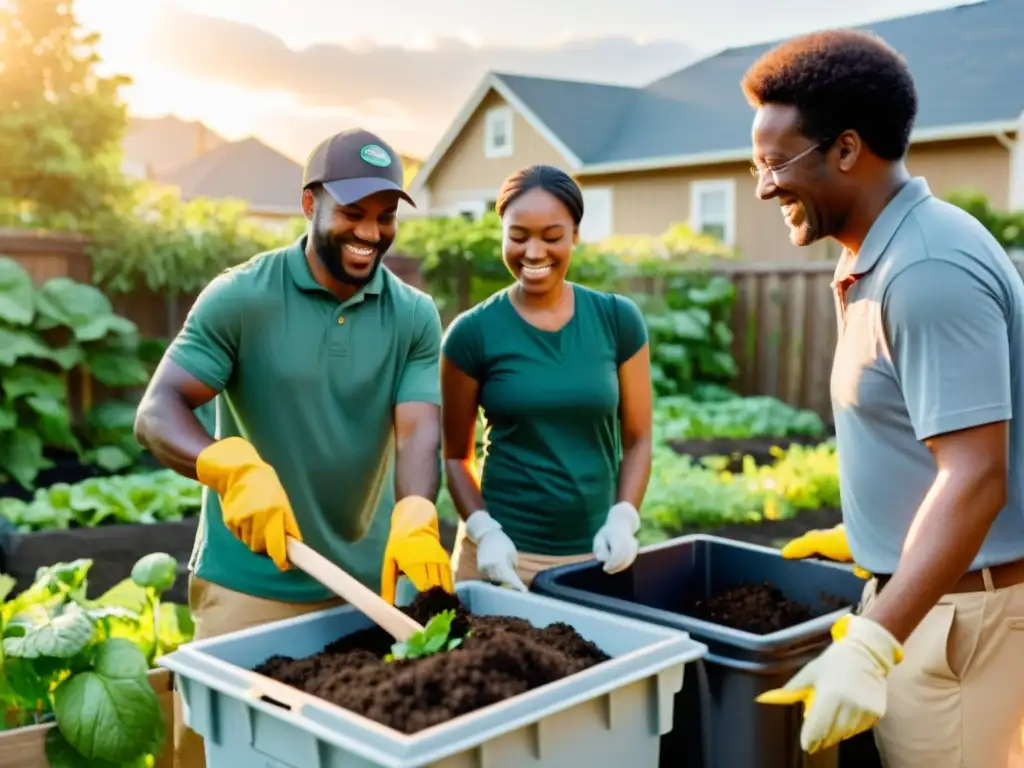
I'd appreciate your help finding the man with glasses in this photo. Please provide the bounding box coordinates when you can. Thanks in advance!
[741,29,1024,767]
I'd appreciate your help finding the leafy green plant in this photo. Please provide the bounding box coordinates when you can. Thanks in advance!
[385,610,465,662]
[87,185,306,297]
[633,271,737,397]
[639,440,840,543]
[653,394,825,441]
[0,468,201,531]
[0,553,193,766]
[0,257,155,488]
[945,189,1024,250]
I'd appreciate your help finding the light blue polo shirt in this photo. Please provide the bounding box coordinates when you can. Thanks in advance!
[831,177,1024,575]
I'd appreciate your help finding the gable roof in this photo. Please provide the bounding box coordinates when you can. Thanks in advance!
[122,116,229,178]
[159,137,303,214]
[414,0,1024,185]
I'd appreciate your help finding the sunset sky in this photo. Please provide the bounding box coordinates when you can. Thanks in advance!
[76,0,972,161]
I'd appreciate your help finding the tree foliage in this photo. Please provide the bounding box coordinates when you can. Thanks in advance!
[945,189,1024,250]
[0,0,131,228]
[87,185,307,295]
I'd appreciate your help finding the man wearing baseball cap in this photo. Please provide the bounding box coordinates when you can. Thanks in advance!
[134,128,453,768]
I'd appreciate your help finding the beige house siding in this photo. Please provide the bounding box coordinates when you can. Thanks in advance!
[427,91,570,212]
[425,92,1012,261]
[584,136,1011,261]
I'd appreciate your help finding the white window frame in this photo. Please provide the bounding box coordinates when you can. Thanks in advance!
[579,187,614,243]
[484,106,514,159]
[689,179,736,246]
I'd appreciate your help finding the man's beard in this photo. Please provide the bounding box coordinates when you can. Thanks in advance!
[312,231,387,286]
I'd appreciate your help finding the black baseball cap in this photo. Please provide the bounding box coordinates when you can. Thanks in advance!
[302,128,416,208]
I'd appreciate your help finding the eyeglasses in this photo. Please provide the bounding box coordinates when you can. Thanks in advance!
[749,140,829,181]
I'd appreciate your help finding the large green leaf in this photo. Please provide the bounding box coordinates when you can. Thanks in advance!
[1,364,65,400]
[26,394,80,451]
[0,327,55,366]
[86,351,150,387]
[34,278,138,342]
[3,602,95,658]
[53,638,165,763]
[45,727,152,768]
[0,257,36,326]
[0,574,15,603]
[0,428,49,489]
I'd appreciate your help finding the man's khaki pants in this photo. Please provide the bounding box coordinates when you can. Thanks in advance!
[860,574,1024,767]
[172,576,344,768]
[452,530,594,589]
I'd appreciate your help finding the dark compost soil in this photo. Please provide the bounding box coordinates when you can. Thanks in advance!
[254,587,611,734]
[679,581,846,634]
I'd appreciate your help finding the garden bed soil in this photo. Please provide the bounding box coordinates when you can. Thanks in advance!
[255,587,611,735]
[667,434,827,471]
[0,517,197,604]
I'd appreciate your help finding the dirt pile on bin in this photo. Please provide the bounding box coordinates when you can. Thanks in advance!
[255,587,611,734]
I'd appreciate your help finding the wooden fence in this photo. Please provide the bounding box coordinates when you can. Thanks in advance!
[1,230,846,416]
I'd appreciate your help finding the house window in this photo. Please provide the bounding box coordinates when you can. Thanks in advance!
[690,179,736,246]
[484,106,514,159]
[455,200,488,220]
[579,187,614,243]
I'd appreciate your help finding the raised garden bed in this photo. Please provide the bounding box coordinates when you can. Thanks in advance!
[667,434,829,471]
[162,580,706,767]
[0,517,197,603]
[256,587,611,734]
[0,669,175,768]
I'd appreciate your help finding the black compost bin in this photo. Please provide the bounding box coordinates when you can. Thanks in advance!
[531,534,882,768]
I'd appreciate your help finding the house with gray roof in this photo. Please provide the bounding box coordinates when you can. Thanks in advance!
[410,0,1024,262]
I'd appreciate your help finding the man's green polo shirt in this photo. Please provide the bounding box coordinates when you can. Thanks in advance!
[165,235,442,602]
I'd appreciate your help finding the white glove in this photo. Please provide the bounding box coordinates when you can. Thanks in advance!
[464,511,528,592]
[756,614,903,753]
[592,501,640,573]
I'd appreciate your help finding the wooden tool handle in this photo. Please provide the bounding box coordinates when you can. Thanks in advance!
[286,538,424,643]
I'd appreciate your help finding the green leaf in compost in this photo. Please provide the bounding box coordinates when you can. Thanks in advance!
[53,638,164,763]
[3,602,95,658]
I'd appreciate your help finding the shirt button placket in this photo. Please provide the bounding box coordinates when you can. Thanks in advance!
[329,310,349,357]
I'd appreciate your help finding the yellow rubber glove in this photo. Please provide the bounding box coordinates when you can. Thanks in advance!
[380,496,454,605]
[196,437,302,571]
[780,524,872,579]
[756,613,903,753]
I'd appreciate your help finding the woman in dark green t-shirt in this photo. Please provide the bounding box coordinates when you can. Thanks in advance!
[441,164,653,591]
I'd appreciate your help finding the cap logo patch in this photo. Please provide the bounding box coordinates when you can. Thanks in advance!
[360,144,392,167]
